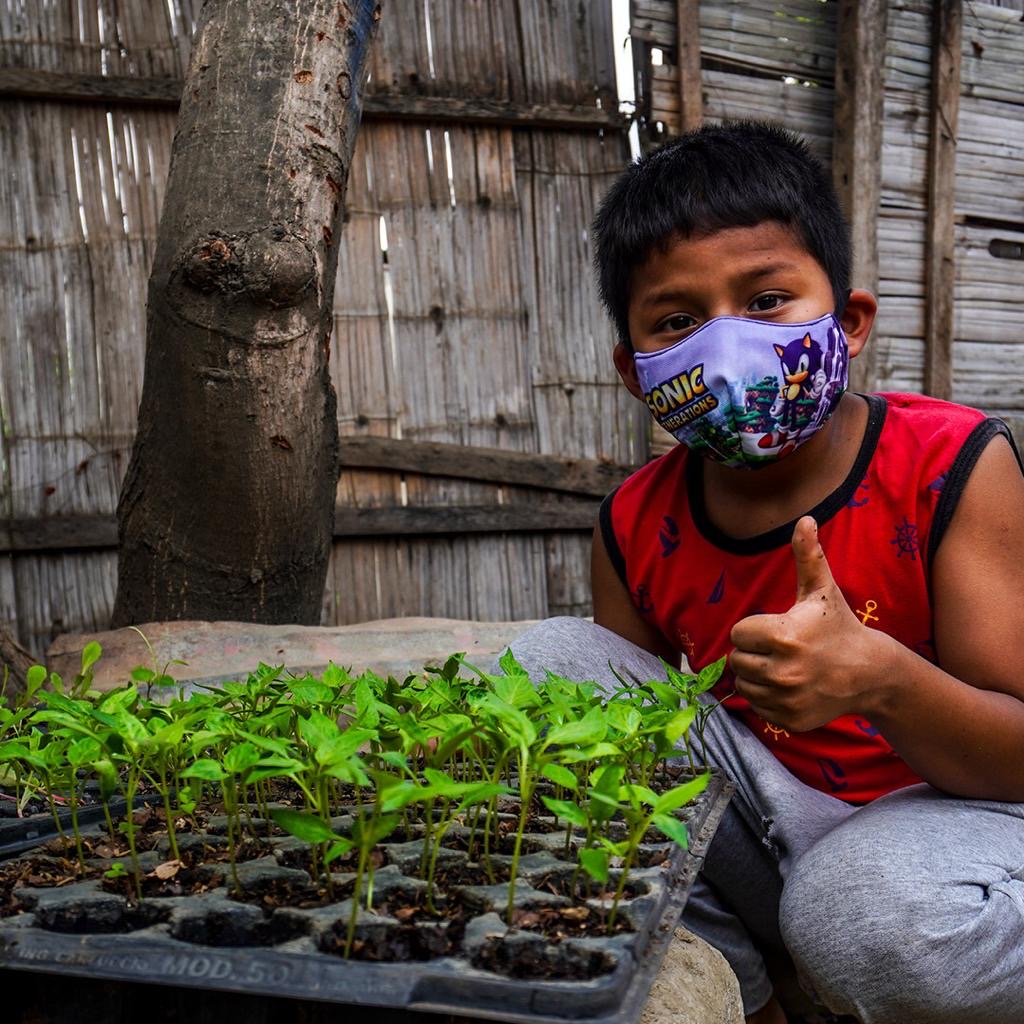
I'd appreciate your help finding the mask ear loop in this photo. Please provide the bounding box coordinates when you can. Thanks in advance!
[835,288,853,319]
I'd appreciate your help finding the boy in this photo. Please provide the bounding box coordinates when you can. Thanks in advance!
[507,122,1024,1023]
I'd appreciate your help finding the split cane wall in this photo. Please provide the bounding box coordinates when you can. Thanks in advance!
[0,0,642,656]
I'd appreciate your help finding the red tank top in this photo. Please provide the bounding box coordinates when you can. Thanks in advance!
[602,393,1013,803]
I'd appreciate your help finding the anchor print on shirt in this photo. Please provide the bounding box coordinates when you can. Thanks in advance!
[762,720,790,741]
[677,630,696,659]
[634,584,654,615]
[856,599,879,626]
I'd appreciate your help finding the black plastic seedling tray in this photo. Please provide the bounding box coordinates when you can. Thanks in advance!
[0,770,733,1024]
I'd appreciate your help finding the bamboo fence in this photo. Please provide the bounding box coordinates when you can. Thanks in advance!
[2,1,1022,657]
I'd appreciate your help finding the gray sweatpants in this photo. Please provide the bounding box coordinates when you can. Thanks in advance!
[503,617,1024,1024]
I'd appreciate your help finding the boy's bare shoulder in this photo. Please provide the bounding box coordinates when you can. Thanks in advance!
[932,433,1024,699]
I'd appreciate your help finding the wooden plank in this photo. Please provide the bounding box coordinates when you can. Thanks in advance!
[675,0,703,132]
[832,0,888,393]
[0,68,184,106]
[0,69,625,131]
[338,437,634,496]
[923,0,962,401]
[332,502,600,537]
[0,502,601,554]
[366,93,625,131]
[0,517,119,554]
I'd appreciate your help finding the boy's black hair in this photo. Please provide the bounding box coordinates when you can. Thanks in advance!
[592,121,851,349]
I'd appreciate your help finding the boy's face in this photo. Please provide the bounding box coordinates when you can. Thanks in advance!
[624,221,836,355]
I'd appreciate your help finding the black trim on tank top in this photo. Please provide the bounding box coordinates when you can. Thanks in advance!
[685,393,889,556]
[926,418,1022,576]
[599,488,629,588]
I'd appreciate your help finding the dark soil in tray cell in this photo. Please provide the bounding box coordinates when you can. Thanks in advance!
[531,871,651,903]
[199,835,275,865]
[509,903,634,941]
[101,862,224,899]
[171,904,311,948]
[34,895,172,935]
[274,841,387,875]
[227,872,334,911]
[473,929,618,981]
[442,831,546,857]
[321,894,469,962]
[0,854,100,912]
[635,845,672,868]
[435,858,513,887]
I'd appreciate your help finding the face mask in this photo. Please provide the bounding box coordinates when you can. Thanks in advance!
[633,313,848,469]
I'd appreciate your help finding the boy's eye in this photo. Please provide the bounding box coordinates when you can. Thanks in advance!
[750,294,785,312]
[658,314,697,333]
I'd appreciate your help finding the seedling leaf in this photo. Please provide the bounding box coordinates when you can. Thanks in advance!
[579,847,609,883]
[540,796,588,828]
[651,813,689,848]
[271,808,340,844]
[541,763,577,790]
[652,772,710,816]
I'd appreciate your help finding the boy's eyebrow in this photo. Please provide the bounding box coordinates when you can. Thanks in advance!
[738,260,802,282]
[635,261,802,307]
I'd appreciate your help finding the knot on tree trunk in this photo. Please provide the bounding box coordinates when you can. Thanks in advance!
[180,226,316,309]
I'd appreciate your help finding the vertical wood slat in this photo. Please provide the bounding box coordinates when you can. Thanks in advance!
[674,0,702,133]
[923,0,962,402]
[831,0,888,393]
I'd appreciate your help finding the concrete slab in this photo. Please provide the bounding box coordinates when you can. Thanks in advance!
[46,617,535,694]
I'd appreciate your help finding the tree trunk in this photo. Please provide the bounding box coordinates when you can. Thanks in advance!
[112,0,382,627]
[0,621,36,707]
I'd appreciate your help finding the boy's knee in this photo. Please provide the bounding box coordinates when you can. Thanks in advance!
[779,831,918,1018]
[779,813,1024,1022]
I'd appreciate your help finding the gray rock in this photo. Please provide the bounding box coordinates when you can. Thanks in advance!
[642,927,744,1024]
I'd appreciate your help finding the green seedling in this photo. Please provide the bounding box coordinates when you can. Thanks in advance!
[0,642,724,942]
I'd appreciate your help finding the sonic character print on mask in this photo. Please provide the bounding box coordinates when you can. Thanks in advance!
[633,313,848,469]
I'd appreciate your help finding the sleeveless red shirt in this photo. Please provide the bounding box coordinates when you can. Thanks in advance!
[601,393,1014,803]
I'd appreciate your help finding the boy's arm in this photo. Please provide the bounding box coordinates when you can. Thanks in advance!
[730,435,1024,802]
[591,525,681,666]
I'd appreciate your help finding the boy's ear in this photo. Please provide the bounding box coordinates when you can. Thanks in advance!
[840,289,878,359]
[613,342,645,400]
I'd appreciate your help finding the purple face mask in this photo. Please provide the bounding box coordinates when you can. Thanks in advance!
[633,313,848,469]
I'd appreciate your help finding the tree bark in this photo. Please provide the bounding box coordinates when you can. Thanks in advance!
[0,620,35,707]
[112,0,381,627]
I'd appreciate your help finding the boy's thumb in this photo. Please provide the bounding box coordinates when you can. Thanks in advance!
[793,516,833,601]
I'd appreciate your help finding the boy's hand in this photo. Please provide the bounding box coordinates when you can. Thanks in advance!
[728,516,875,732]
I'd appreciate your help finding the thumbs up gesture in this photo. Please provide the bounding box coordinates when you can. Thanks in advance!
[729,516,873,733]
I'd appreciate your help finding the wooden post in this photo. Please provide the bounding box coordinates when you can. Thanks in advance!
[831,0,888,394]
[923,0,962,401]
[675,0,702,133]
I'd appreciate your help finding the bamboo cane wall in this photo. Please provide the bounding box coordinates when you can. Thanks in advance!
[3,1,1021,659]
[0,0,644,656]
[632,0,1024,457]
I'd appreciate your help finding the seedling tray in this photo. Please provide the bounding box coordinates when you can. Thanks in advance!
[0,769,732,1024]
